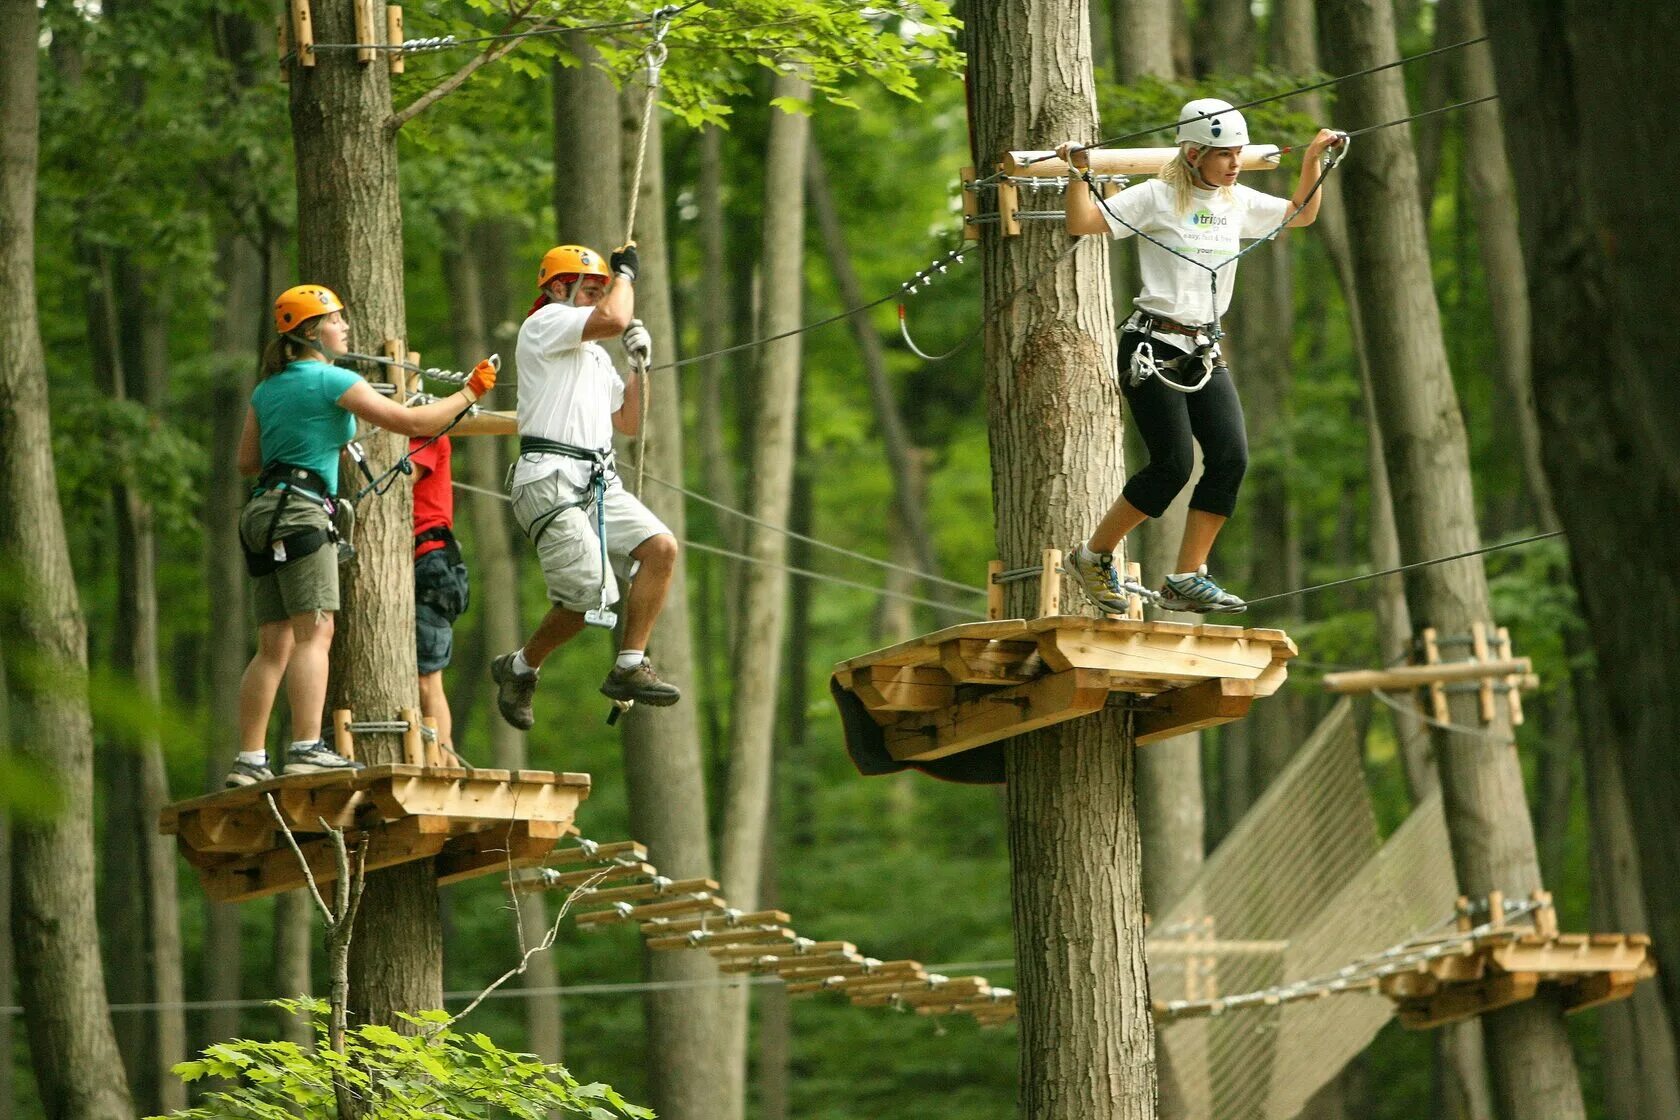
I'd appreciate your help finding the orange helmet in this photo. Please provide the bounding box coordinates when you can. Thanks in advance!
[537,244,610,290]
[274,284,345,334]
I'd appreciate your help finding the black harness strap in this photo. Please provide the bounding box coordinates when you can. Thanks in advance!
[244,462,339,578]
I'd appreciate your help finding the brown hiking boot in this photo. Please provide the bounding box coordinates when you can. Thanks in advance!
[600,659,681,707]
[490,652,539,730]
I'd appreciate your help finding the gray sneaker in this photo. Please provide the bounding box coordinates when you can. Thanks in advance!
[1064,543,1156,614]
[1158,566,1247,614]
[491,651,539,730]
[282,740,364,775]
[601,659,681,707]
[224,757,274,788]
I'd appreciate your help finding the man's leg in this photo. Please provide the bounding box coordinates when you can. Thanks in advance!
[524,606,588,668]
[619,532,676,652]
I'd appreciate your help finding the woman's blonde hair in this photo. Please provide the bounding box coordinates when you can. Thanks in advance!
[259,317,324,379]
[1158,144,1236,216]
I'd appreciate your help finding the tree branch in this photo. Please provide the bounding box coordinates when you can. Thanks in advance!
[386,3,554,134]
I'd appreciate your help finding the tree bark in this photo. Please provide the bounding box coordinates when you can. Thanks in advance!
[0,654,14,1120]
[0,0,136,1111]
[287,0,440,1026]
[1318,1,1587,1114]
[968,4,1157,1117]
[717,77,811,1115]
[616,82,738,1120]
[694,125,742,649]
[1482,0,1680,1058]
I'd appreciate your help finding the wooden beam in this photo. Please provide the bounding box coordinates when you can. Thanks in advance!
[1003,145,1282,178]
[576,893,728,926]
[1035,620,1278,682]
[289,0,315,67]
[640,909,789,937]
[986,560,1004,620]
[961,167,980,242]
[385,5,404,73]
[550,840,647,865]
[352,0,376,62]
[885,667,1110,762]
[1321,657,1533,695]
[1036,548,1062,618]
[449,409,519,437]
[1393,972,1538,1029]
[366,773,585,826]
[937,638,1038,685]
[1135,678,1257,746]
[196,816,451,903]
[436,821,559,886]
[996,175,1020,237]
[851,664,956,714]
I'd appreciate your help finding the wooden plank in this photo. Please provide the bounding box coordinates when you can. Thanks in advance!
[962,167,980,241]
[385,5,403,73]
[996,177,1020,237]
[1125,561,1144,620]
[352,0,375,62]
[1497,627,1525,725]
[290,0,315,67]
[435,821,560,886]
[575,877,718,906]
[1421,628,1450,723]
[986,559,1003,619]
[450,409,519,437]
[1491,938,1650,975]
[1037,624,1275,682]
[549,840,646,865]
[646,927,796,952]
[851,664,956,713]
[1393,972,1538,1029]
[1004,146,1283,178]
[576,893,728,926]
[709,939,853,960]
[196,816,453,903]
[178,808,275,855]
[784,962,926,994]
[1471,623,1496,724]
[640,910,789,937]
[368,774,586,825]
[1561,970,1648,1015]
[885,668,1110,762]
[1135,678,1257,746]
[937,638,1039,685]
[1037,548,1062,618]
[333,708,354,760]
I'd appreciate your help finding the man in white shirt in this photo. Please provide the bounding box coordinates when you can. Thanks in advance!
[490,241,681,729]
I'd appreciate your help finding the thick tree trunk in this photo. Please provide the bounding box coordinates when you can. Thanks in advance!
[0,1,135,1112]
[288,0,440,1026]
[1109,0,1175,80]
[1318,1,1586,1114]
[968,5,1156,1117]
[272,892,313,1043]
[0,657,14,1120]
[694,125,742,644]
[1193,0,1254,75]
[1483,0,1680,1057]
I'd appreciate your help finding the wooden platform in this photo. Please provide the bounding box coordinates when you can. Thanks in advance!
[161,764,591,902]
[1379,928,1657,1028]
[832,616,1296,777]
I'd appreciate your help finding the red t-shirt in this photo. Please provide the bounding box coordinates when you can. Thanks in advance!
[411,435,453,557]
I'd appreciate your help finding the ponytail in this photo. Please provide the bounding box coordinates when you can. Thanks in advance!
[259,317,323,379]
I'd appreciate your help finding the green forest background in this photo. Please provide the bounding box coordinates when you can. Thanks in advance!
[0,0,1633,1116]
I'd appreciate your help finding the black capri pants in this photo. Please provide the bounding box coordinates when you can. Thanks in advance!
[1119,330,1249,519]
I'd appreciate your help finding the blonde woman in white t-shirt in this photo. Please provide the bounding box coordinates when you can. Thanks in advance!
[489,242,684,731]
[1053,100,1343,614]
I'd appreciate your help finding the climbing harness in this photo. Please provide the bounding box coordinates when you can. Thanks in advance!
[1121,310,1223,393]
[512,436,620,629]
[242,463,344,577]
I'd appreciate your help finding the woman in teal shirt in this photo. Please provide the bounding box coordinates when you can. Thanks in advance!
[227,284,497,787]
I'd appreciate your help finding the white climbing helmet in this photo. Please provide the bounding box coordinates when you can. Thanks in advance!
[1176,98,1250,149]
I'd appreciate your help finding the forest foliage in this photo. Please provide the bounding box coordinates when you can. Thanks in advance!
[3,0,1629,1116]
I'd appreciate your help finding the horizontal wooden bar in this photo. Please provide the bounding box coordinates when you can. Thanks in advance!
[1321,658,1532,695]
[1003,145,1282,178]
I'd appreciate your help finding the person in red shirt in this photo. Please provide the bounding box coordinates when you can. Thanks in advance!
[411,433,469,755]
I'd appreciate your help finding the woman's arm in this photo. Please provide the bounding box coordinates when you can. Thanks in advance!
[237,406,263,476]
[337,381,484,437]
[1056,144,1112,236]
[1285,129,1346,228]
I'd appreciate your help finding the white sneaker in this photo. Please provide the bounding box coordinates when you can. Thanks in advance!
[282,740,364,775]
[1158,566,1246,614]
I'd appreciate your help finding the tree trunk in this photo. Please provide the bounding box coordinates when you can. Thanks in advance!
[1193,0,1255,75]
[0,654,14,1120]
[272,891,313,1044]
[1318,1,1587,1114]
[287,0,439,1026]
[1482,0,1680,1056]
[717,77,810,1114]
[967,4,1156,1117]
[1582,681,1680,1120]
[0,0,135,1111]
[694,125,742,648]
[616,82,738,1120]
[1109,0,1175,80]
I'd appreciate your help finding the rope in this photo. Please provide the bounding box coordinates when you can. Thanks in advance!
[1025,35,1489,164]
[450,479,984,617]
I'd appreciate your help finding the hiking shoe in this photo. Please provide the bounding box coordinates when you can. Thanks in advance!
[223,757,274,788]
[600,659,681,707]
[282,740,364,775]
[1158,566,1247,614]
[491,651,539,730]
[1063,543,1156,614]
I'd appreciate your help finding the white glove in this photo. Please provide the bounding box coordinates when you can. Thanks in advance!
[622,320,652,366]
[1055,140,1089,169]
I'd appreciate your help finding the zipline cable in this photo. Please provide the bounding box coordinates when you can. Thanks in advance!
[1242,530,1564,607]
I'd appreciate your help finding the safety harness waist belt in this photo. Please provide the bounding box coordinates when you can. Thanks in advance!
[244,463,340,578]
[514,437,619,629]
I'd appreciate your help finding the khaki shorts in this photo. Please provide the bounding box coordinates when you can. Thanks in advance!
[240,489,340,625]
[511,473,671,612]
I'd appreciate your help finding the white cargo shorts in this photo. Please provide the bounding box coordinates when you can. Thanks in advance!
[511,472,672,612]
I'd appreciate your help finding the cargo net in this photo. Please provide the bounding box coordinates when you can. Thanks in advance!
[1149,700,1460,1120]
